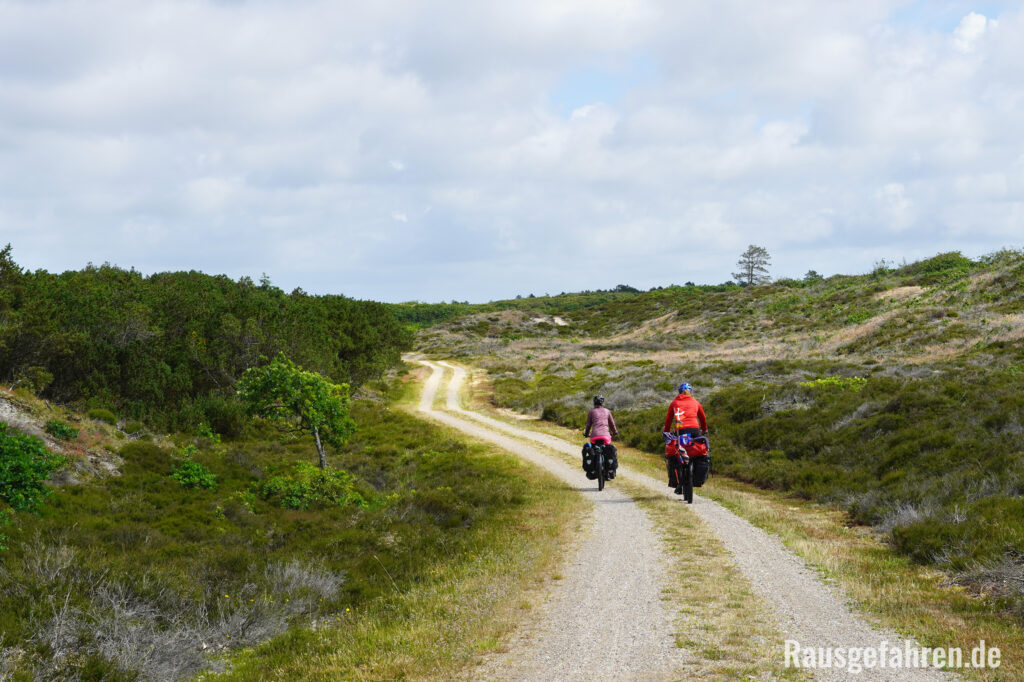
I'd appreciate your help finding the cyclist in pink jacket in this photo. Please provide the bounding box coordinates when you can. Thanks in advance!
[584,394,618,445]
[583,395,619,479]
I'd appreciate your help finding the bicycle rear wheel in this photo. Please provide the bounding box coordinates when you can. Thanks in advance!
[597,448,605,491]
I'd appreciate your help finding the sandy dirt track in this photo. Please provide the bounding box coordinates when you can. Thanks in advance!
[418,359,955,681]
[419,360,691,680]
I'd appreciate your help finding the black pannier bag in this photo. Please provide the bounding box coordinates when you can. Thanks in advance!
[691,456,710,487]
[582,443,597,478]
[605,443,618,473]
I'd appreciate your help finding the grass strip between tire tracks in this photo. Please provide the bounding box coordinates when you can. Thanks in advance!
[616,478,810,681]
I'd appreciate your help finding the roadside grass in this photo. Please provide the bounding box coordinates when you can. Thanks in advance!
[452,363,1024,680]
[0,372,583,680]
[699,479,1024,681]
[616,478,809,681]
[200,368,584,681]
[204,445,581,681]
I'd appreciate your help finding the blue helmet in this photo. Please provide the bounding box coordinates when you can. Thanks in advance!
[677,382,692,393]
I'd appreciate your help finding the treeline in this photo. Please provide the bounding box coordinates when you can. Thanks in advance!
[0,246,412,431]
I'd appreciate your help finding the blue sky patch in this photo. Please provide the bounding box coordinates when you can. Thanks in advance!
[549,52,658,117]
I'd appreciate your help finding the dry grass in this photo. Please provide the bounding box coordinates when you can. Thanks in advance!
[821,309,901,351]
[874,286,926,302]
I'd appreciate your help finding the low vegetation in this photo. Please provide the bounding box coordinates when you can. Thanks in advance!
[0,375,581,680]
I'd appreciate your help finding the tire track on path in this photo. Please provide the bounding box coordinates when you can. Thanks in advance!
[433,360,956,682]
[417,360,691,681]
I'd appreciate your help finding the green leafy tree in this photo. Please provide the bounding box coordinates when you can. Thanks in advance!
[236,353,356,468]
[733,245,772,286]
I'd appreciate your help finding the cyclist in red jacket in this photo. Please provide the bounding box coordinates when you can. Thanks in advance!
[664,383,707,488]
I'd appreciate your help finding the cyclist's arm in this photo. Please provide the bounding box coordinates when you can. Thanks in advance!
[663,406,674,432]
[697,405,708,433]
[583,409,593,436]
[609,411,618,438]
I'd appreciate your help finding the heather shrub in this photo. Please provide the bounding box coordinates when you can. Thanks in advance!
[87,408,117,425]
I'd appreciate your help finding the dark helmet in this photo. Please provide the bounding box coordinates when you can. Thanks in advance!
[593,395,605,406]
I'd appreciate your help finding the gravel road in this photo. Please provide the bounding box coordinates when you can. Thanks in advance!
[419,360,691,680]
[420,359,957,681]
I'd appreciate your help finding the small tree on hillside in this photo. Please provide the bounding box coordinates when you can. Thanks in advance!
[237,353,355,469]
[733,245,772,286]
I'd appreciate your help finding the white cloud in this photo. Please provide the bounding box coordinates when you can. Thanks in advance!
[952,12,991,53]
[876,182,916,232]
[184,177,240,213]
[1,1,1023,301]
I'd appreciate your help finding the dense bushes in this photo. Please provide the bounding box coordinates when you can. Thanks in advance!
[0,423,65,512]
[258,462,366,509]
[0,246,411,429]
[172,459,218,490]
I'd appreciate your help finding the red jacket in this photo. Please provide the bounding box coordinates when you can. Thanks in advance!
[664,394,707,432]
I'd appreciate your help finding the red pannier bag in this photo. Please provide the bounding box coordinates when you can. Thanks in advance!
[664,440,708,458]
[683,441,708,457]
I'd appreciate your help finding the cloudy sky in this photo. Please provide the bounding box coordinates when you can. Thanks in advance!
[1,1,1021,302]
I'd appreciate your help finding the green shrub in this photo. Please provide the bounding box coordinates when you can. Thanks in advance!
[171,460,218,490]
[799,376,867,392]
[258,462,366,510]
[897,251,976,285]
[0,423,65,511]
[87,408,117,425]
[123,420,145,435]
[44,419,79,440]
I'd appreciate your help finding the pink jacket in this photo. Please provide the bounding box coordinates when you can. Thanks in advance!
[584,406,618,439]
